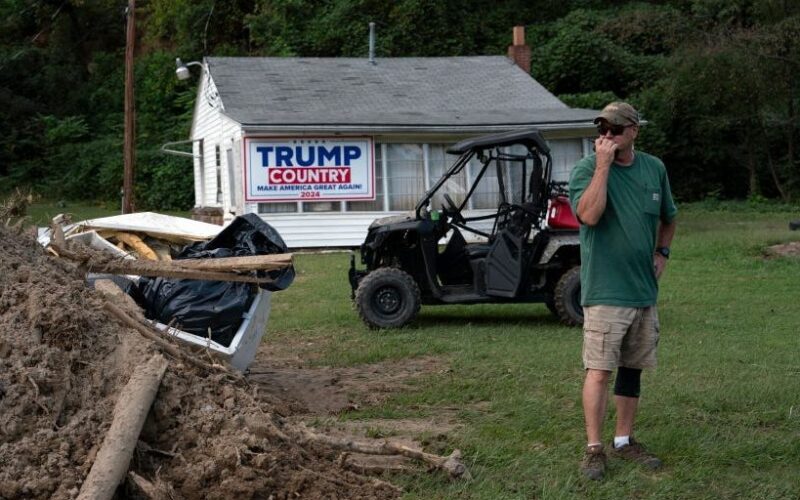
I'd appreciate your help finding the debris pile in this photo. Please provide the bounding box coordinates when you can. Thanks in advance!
[0,221,401,499]
[50,212,295,351]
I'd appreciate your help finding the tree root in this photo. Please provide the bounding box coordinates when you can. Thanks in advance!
[294,424,471,480]
[245,415,471,481]
[337,452,416,475]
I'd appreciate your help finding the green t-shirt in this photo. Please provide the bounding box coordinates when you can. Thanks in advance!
[569,152,677,307]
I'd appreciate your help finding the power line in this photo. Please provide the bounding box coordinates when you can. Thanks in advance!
[203,1,215,54]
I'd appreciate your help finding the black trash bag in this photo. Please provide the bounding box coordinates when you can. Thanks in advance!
[177,213,294,292]
[133,277,255,347]
[130,214,294,347]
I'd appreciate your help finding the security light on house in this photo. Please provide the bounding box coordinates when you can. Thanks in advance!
[175,58,202,80]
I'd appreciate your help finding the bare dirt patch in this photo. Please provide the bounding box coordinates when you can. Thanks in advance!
[764,241,800,258]
[247,339,480,480]
[247,350,447,415]
[0,222,399,499]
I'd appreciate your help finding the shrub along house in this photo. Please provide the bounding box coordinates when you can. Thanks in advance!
[184,28,597,248]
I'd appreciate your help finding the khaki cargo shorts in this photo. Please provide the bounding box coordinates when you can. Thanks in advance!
[582,305,660,371]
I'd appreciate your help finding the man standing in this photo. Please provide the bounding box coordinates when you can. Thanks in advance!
[568,102,677,480]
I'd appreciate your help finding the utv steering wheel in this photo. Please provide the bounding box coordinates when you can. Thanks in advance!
[498,201,536,217]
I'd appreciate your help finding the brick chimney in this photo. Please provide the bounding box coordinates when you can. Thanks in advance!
[507,25,531,74]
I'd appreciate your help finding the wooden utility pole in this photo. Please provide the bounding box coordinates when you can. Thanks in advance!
[122,0,136,214]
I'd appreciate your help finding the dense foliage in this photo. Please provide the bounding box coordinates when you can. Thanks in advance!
[1,0,799,208]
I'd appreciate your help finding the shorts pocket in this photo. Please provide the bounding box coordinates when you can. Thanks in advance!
[583,319,612,367]
[584,319,611,334]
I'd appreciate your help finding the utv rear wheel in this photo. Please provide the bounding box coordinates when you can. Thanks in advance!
[554,266,583,326]
[355,268,421,329]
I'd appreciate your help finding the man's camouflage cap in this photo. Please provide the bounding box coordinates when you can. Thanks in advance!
[593,102,640,126]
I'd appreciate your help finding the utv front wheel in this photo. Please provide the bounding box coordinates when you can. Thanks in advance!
[554,266,583,326]
[355,268,421,329]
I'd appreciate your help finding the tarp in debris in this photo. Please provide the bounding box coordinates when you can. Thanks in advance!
[67,211,222,241]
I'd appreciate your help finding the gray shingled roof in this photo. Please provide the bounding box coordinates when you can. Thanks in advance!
[205,56,596,129]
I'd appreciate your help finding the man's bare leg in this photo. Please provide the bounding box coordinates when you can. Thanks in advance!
[583,369,611,444]
[614,395,639,438]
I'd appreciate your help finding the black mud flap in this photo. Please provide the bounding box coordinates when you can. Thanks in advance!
[348,253,367,300]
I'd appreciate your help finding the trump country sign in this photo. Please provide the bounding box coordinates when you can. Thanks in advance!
[244,137,375,202]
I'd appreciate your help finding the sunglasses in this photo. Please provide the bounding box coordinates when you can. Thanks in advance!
[597,123,633,136]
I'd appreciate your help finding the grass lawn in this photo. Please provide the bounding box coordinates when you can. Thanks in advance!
[267,205,800,499]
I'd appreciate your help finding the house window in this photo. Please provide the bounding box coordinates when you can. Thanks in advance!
[469,155,502,209]
[549,139,584,183]
[258,202,297,213]
[302,201,340,212]
[386,144,424,211]
[196,138,205,206]
[215,145,222,204]
[226,148,237,212]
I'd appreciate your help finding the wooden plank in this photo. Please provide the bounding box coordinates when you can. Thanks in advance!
[114,232,158,261]
[86,260,275,284]
[170,253,293,272]
[53,244,284,284]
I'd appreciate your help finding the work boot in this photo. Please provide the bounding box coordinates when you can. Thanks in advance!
[610,437,662,470]
[580,444,607,480]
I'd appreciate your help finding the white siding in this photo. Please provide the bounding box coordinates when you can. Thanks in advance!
[253,212,390,248]
[190,73,235,208]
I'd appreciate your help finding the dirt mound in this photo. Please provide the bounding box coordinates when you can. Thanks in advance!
[0,223,398,499]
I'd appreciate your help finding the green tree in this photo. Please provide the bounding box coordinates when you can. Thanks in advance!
[633,6,800,201]
[531,9,665,97]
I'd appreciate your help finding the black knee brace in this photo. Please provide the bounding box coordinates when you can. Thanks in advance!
[614,366,642,398]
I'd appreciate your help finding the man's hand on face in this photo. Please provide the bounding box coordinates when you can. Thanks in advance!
[595,136,618,170]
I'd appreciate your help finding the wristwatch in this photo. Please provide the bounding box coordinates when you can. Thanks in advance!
[656,247,670,259]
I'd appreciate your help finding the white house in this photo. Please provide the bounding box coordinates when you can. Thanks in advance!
[186,41,597,248]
